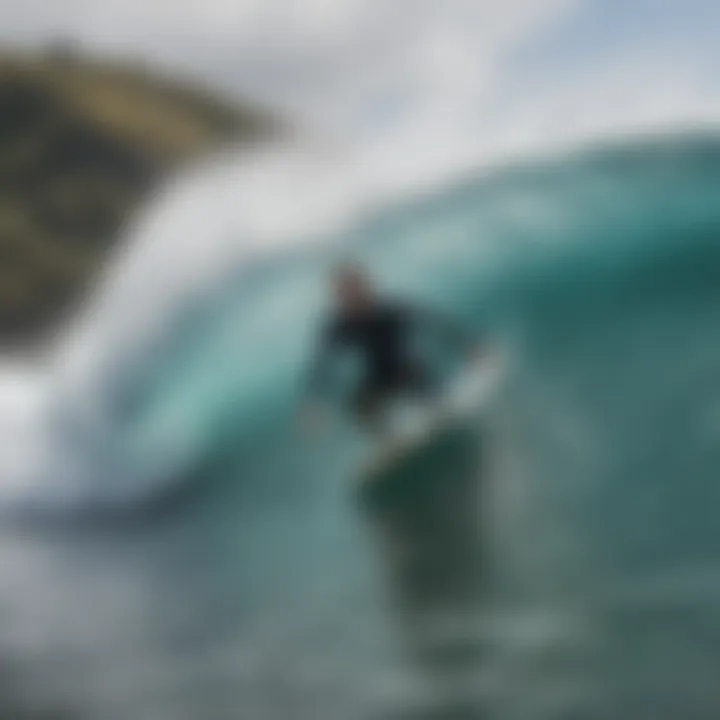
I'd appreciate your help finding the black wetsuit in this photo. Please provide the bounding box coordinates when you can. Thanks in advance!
[307,301,475,423]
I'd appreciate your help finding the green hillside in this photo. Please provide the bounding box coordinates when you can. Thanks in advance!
[0,48,280,346]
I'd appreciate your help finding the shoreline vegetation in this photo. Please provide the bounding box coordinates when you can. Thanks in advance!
[0,42,282,348]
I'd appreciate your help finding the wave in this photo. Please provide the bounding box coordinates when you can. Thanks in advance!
[0,131,719,519]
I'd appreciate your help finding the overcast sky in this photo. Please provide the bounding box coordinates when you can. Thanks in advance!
[2,0,719,180]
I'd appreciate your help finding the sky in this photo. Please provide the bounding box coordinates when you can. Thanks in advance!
[1,0,719,182]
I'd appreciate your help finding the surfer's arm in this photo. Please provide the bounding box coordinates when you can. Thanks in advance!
[299,322,346,431]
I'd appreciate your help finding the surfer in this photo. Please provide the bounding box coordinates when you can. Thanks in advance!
[302,263,481,432]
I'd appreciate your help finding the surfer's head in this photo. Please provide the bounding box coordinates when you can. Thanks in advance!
[332,263,374,313]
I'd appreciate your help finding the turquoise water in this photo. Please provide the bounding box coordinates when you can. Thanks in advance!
[1,133,720,719]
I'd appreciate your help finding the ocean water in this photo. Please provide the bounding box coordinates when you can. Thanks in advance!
[1,133,720,719]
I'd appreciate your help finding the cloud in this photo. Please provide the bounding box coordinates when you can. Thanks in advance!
[0,0,576,119]
[0,0,718,187]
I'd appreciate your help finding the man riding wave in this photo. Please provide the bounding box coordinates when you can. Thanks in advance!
[302,264,482,432]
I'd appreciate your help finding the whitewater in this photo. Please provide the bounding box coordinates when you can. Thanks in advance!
[1,131,720,719]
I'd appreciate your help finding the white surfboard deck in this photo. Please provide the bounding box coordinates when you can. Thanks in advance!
[361,350,507,480]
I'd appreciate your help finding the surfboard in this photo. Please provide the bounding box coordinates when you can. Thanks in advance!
[358,350,506,490]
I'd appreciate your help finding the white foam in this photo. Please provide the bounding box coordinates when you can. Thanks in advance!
[0,140,378,514]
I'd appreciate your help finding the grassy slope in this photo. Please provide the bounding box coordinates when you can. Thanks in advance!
[0,48,280,346]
